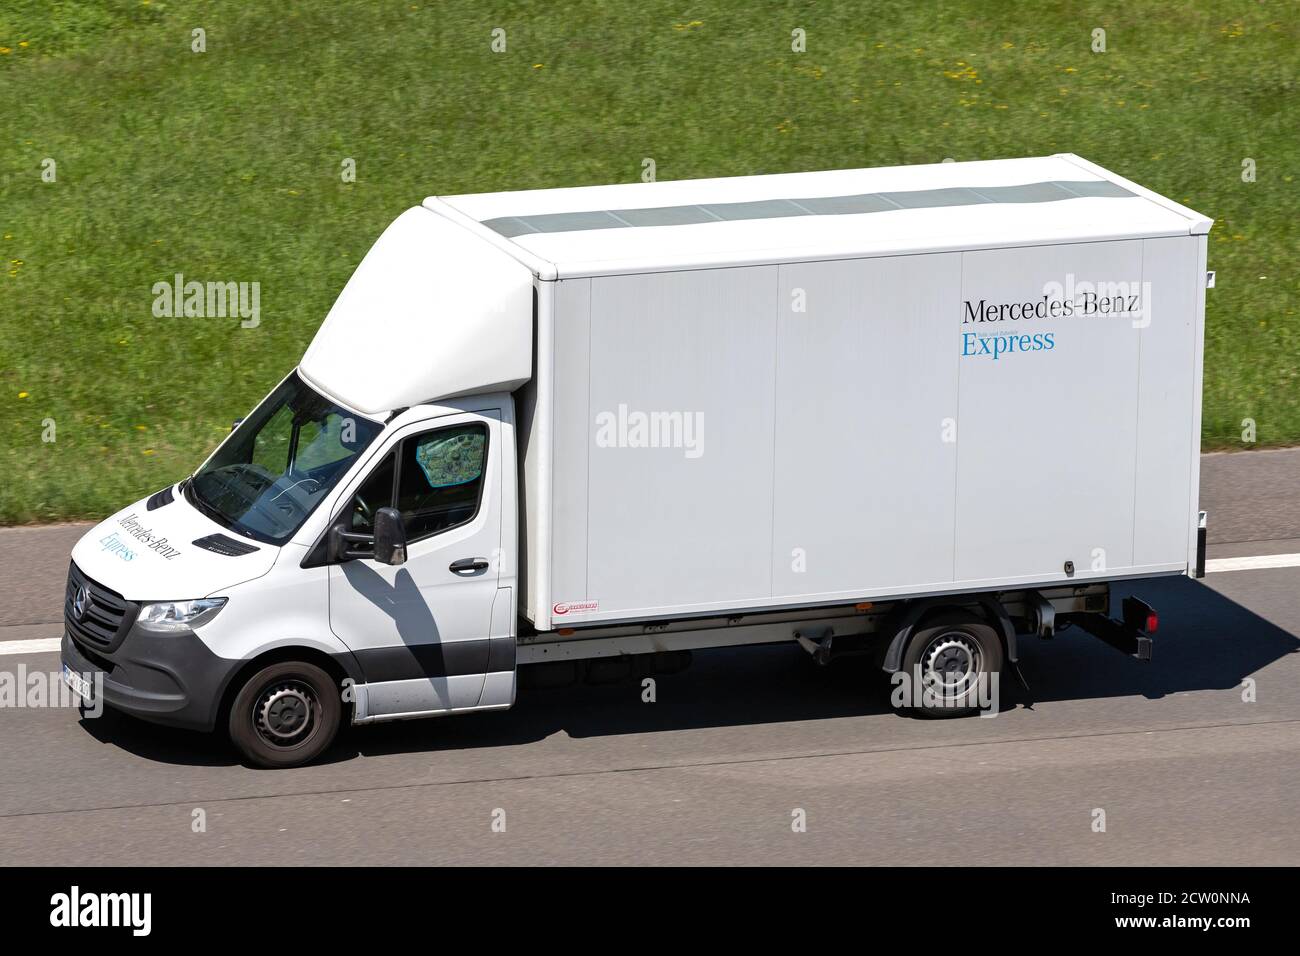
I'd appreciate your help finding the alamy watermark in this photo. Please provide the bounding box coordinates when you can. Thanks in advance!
[1,664,103,717]
[594,404,704,459]
[1041,272,1152,328]
[50,886,151,936]
[152,273,260,328]
[890,665,1000,717]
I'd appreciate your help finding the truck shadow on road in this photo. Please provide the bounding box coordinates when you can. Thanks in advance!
[79,574,1299,767]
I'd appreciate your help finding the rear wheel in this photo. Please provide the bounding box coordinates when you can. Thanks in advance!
[897,611,1003,718]
[228,661,342,768]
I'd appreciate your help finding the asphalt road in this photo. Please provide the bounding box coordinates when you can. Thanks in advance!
[0,449,1297,865]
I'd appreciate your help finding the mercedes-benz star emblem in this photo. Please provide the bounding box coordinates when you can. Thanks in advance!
[72,585,90,622]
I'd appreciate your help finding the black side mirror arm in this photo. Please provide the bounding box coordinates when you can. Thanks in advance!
[328,522,376,563]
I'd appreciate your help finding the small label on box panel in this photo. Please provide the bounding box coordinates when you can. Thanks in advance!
[553,600,599,616]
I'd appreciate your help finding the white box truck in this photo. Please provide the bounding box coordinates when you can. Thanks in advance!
[62,155,1212,766]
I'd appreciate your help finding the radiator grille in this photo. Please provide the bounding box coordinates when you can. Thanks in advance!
[65,562,138,651]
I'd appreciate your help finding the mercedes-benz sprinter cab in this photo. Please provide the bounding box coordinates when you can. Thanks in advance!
[64,206,530,767]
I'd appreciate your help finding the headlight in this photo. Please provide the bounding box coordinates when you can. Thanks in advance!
[137,597,227,633]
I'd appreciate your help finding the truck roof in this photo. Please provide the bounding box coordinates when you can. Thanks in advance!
[426,154,1212,279]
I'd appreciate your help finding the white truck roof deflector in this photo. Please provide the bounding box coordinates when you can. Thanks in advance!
[300,206,534,414]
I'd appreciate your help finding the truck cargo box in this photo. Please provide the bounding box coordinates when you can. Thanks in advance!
[427,155,1211,631]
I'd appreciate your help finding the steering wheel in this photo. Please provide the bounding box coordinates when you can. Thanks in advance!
[353,492,374,527]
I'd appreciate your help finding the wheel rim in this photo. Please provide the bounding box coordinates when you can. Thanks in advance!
[253,680,318,747]
[921,631,981,701]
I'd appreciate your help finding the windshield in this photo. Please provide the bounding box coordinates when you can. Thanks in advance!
[186,372,383,544]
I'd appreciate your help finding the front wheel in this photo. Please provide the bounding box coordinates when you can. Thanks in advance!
[896,611,1004,718]
[228,661,342,768]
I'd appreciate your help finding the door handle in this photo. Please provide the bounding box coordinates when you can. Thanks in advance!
[449,557,490,574]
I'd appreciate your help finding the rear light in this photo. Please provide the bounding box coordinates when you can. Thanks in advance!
[1121,597,1157,636]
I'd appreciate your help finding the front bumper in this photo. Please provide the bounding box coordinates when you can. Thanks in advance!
[61,625,241,732]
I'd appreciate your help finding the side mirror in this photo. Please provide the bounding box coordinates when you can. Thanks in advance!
[327,508,406,565]
[373,507,407,566]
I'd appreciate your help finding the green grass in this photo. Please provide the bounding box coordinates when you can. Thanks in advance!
[1,1,1296,523]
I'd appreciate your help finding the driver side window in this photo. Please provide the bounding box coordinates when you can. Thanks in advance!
[397,424,488,541]
[338,421,488,549]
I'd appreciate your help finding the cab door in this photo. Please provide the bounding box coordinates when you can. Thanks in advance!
[327,409,504,717]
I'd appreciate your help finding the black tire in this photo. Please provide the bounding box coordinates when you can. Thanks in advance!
[227,661,342,768]
[897,611,1004,718]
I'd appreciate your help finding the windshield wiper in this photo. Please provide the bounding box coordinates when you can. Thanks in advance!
[185,479,233,529]
[186,476,261,540]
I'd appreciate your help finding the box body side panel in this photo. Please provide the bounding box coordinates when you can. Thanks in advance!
[540,239,1200,627]
[1133,237,1201,567]
[954,241,1144,581]
[771,254,961,595]
[547,279,594,620]
[568,267,778,623]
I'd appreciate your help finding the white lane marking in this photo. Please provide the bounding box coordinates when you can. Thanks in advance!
[1205,553,1300,573]
[0,638,62,656]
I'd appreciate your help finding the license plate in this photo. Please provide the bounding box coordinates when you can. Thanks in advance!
[62,662,93,703]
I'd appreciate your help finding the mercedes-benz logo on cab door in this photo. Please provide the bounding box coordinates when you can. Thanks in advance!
[72,585,90,622]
